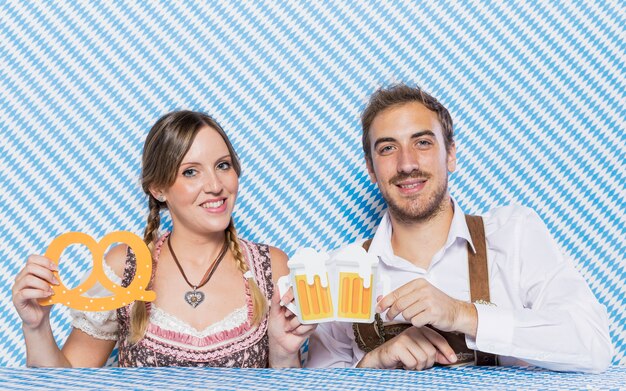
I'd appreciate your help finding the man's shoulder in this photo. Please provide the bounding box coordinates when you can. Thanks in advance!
[326,239,377,264]
[332,239,371,253]
[480,204,544,235]
[481,203,536,219]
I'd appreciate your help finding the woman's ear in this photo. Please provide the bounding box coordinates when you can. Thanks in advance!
[149,187,166,203]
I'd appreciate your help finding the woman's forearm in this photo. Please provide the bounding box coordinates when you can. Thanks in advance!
[22,320,71,367]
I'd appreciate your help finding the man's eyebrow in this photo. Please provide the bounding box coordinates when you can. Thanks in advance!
[373,130,436,149]
[410,130,435,139]
[373,137,396,149]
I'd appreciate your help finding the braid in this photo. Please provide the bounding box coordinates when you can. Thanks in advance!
[143,196,162,245]
[131,195,162,343]
[227,220,268,325]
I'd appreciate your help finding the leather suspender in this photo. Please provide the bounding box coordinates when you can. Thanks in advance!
[464,215,497,366]
[465,215,490,303]
[353,214,497,366]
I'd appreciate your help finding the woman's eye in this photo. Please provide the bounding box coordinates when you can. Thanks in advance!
[182,168,197,177]
[217,161,231,170]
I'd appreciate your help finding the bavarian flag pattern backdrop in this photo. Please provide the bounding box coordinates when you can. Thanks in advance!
[0,1,624,366]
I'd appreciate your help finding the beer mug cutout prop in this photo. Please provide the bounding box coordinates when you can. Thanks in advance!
[332,244,379,323]
[278,245,381,324]
[277,248,334,324]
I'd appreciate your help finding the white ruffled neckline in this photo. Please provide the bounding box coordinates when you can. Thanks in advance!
[149,304,248,338]
[102,259,248,338]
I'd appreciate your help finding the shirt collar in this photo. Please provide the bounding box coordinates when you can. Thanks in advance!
[449,197,476,254]
[368,212,395,265]
[368,196,476,269]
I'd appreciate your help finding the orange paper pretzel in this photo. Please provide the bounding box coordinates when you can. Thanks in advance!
[38,231,157,311]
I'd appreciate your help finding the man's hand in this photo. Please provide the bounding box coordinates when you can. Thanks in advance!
[376,278,478,337]
[357,326,457,370]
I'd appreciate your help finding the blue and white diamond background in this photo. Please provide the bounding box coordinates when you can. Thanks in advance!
[0,1,623,367]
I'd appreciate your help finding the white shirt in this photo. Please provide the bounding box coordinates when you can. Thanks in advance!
[307,200,613,373]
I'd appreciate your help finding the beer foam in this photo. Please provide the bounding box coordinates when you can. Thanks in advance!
[287,247,330,286]
[332,244,378,288]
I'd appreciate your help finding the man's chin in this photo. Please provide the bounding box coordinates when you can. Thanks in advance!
[386,198,447,224]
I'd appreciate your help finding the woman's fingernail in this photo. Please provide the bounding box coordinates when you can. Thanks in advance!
[50,263,58,271]
[51,277,59,285]
[449,354,457,362]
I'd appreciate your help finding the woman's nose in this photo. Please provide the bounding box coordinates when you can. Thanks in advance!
[202,172,223,194]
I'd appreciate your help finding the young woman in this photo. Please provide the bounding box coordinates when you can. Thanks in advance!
[12,111,313,367]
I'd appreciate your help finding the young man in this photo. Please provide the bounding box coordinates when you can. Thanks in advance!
[307,84,612,373]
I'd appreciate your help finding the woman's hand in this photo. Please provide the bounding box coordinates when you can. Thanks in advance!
[12,255,58,330]
[267,287,317,368]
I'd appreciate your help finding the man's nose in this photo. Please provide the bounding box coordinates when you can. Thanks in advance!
[397,148,419,173]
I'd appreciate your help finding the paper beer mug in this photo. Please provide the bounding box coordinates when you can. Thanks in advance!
[332,244,379,322]
[278,244,380,324]
[278,248,334,323]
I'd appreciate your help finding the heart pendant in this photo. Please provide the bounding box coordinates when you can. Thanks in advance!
[184,290,205,308]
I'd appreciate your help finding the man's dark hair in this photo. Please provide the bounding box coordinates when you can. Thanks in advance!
[361,84,454,161]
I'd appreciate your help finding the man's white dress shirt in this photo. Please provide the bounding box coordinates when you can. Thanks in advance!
[307,200,613,373]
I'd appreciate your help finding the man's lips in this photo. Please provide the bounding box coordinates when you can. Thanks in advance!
[393,178,427,194]
[394,178,427,189]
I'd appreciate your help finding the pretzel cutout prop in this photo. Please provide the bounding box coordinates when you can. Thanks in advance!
[38,231,156,311]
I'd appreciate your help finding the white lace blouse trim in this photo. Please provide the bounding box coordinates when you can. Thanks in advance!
[70,261,121,341]
[150,305,248,338]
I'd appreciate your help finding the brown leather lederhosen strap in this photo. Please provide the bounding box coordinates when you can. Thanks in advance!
[463,214,497,366]
[352,214,497,366]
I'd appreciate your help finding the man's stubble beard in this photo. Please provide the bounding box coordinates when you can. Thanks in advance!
[383,171,449,225]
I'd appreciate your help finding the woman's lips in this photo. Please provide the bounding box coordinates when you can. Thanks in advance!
[199,198,227,213]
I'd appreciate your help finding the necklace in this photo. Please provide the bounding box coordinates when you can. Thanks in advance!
[167,235,229,308]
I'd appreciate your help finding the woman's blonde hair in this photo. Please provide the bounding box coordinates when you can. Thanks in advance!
[129,110,268,344]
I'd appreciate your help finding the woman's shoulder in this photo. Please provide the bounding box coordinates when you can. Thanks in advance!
[268,246,288,281]
[238,238,286,261]
[267,246,287,263]
[243,239,288,279]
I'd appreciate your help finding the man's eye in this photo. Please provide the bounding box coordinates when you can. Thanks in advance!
[217,162,231,170]
[416,140,433,148]
[379,145,394,154]
[182,169,196,177]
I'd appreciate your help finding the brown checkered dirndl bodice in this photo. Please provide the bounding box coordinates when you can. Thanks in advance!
[116,234,272,367]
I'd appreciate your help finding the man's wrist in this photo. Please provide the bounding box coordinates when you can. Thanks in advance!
[356,350,375,368]
[454,301,478,337]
